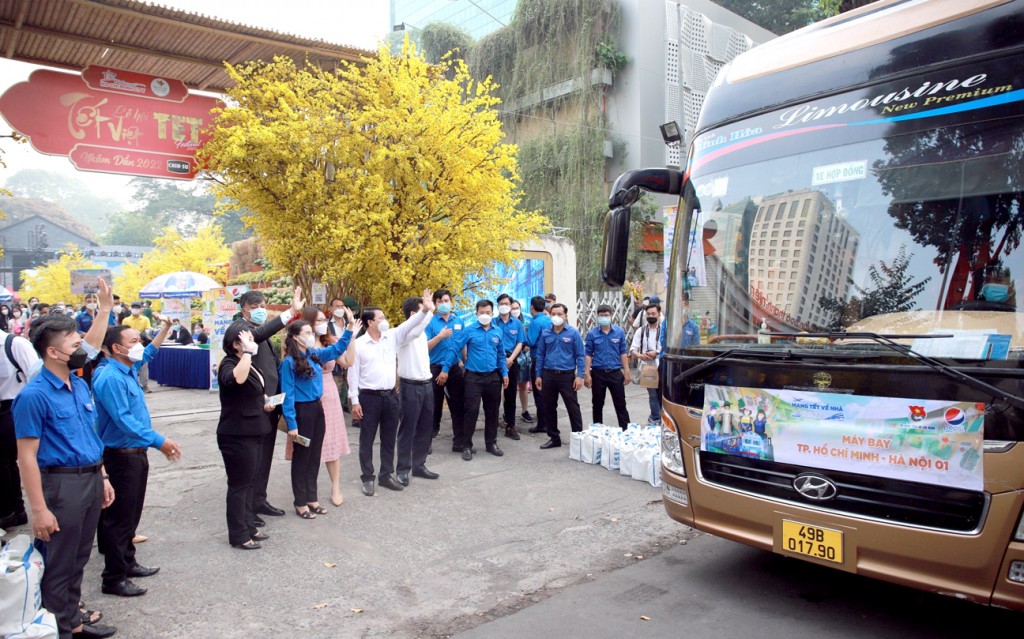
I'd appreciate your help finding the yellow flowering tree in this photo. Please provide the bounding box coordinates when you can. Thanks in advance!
[199,41,547,317]
[20,245,98,305]
[115,224,231,302]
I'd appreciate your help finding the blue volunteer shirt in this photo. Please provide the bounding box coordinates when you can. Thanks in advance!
[535,325,586,377]
[444,322,508,375]
[525,311,552,349]
[93,344,164,450]
[12,367,103,468]
[425,313,465,367]
[76,310,96,334]
[681,318,700,347]
[495,314,524,354]
[280,330,352,431]
[586,325,628,370]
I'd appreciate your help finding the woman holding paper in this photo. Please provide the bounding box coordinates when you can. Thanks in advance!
[283,307,355,507]
[216,323,274,550]
[279,312,358,519]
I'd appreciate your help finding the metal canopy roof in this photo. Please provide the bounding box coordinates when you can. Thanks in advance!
[0,0,374,93]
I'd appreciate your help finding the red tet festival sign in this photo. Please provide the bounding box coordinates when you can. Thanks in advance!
[0,66,221,180]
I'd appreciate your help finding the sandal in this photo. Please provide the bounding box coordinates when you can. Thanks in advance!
[307,503,328,515]
[79,603,101,625]
[295,506,316,519]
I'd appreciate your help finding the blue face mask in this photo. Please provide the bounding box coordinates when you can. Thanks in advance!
[981,283,1009,303]
[597,316,611,327]
[437,303,452,315]
[249,308,268,325]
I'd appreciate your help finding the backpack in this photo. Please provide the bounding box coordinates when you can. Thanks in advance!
[4,333,26,384]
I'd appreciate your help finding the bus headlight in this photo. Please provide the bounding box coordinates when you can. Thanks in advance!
[661,418,685,477]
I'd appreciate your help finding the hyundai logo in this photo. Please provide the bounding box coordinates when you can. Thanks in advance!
[793,474,838,501]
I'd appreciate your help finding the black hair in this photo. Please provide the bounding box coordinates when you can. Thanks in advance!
[28,315,79,358]
[222,321,250,360]
[530,295,546,313]
[402,297,422,319]
[496,293,511,304]
[646,303,662,314]
[102,325,132,359]
[476,299,494,312]
[284,320,318,379]
[360,306,382,325]
[432,289,452,304]
[330,297,345,306]
[238,290,266,307]
[545,293,556,301]
[550,303,568,315]
[597,304,614,315]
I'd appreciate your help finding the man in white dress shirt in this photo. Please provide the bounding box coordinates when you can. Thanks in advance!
[395,296,440,486]
[348,290,434,496]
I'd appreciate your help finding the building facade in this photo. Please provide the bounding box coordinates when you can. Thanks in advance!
[390,0,515,45]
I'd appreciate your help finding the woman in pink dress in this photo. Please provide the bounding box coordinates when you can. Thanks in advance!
[285,307,354,506]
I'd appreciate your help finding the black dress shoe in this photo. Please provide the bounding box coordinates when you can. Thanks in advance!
[412,466,439,479]
[486,444,504,457]
[127,564,159,578]
[461,448,473,461]
[362,480,375,497]
[250,531,270,542]
[231,540,261,550]
[505,426,521,440]
[0,510,28,529]
[540,439,562,449]
[101,578,147,597]
[72,622,117,638]
[379,475,404,491]
[521,411,534,423]
[527,426,545,433]
[252,516,266,528]
[396,472,410,486]
[256,503,285,517]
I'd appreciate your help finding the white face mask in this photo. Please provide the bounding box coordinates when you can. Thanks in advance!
[131,308,141,316]
[377,319,390,333]
[551,316,565,327]
[302,335,317,349]
[333,307,346,319]
[315,323,328,336]
[497,305,511,316]
[112,305,123,314]
[511,309,521,318]
[125,343,146,362]
[477,314,492,325]
[86,303,97,311]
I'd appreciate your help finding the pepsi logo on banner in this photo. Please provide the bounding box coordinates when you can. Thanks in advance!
[944,407,966,427]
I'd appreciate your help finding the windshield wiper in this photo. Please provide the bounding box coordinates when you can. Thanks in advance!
[771,331,1024,411]
[672,348,797,384]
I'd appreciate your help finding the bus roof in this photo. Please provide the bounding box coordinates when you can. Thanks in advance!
[695,0,1021,135]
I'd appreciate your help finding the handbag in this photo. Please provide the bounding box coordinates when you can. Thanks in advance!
[638,362,660,389]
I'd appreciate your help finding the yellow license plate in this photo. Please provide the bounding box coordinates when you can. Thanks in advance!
[781,520,844,564]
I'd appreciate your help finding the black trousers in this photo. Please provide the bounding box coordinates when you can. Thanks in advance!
[217,434,262,546]
[591,369,631,430]
[291,401,326,507]
[541,370,583,442]
[0,399,24,519]
[397,379,433,474]
[97,449,148,586]
[39,469,103,639]
[502,356,520,426]
[253,406,280,509]
[430,363,465,447]
[464,370,502,448]
[530,359,558,432]
[358,391,400,482]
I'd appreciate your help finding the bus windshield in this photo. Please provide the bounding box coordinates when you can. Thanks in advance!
[669,89,1024,359]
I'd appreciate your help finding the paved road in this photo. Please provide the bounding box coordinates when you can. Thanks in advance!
[5,378,690,638]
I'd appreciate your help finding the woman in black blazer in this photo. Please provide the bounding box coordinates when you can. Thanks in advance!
[217,322,273,550]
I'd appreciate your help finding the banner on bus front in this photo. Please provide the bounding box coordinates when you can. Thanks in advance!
[701,385,984,491]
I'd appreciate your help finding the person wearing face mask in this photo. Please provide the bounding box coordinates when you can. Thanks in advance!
[234,287,305,520]
[170,319,194,346]
[493,294,524,440]
[9,305,26,336]
[348,291,434,496]
[110,295,128,325]
[395,296,440,486]
[442,299,509,460]
[523,296,553,436]
[326,298,352,410]
[121,303,153,393]
[630,303,664,425]
[92,317,180,598]
[509,299,534,425]
[534,303,585,449]
[425,289,467,451]
[0,304,10,332]
[280,314,357,518]
[584,305,631,430]
[75,294,100,335]
[12,312,118,639]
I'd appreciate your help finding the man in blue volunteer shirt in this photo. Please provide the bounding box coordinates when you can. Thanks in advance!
[523,295,552,436]
[14,313,117,639]
[93,316,181,598]
[534,303,585,449]
[494,293,524,440]
[442,300,509,460]
[584,304,631,430]
[425,289,467,452]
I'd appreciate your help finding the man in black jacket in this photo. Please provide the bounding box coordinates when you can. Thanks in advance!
[233,287,304,519]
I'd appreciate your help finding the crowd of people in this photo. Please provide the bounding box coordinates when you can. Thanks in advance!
[0,281,665,639]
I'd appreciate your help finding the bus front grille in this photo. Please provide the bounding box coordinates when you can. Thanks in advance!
[698,451,987,533]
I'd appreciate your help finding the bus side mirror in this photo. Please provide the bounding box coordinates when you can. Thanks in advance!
[602,205,632,288]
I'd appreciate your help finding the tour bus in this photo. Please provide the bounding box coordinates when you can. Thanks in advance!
[602,0,1024,608]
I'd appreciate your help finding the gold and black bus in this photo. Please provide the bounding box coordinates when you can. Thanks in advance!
[603,0,1024,608]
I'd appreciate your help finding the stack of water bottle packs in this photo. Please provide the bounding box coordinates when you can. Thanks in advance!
[568,423,662,487]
